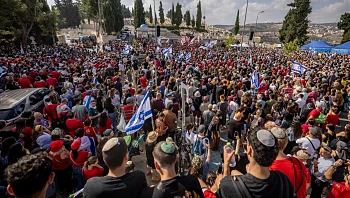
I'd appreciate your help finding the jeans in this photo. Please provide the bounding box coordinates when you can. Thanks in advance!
[108,111,117,130]
[72,166,85,190]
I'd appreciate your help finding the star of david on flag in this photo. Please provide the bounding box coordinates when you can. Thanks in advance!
[125,92,152,135]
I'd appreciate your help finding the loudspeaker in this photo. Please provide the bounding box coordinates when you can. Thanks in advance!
[249,31,254,40]
[156,26,160,37]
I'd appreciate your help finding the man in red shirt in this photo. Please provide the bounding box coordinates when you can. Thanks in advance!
[139,74,147,88]
[66,111,84,137]
[34,77,47,88]
[269,127,310,198]
[18,74,33,88]
[43,98,58,122]
[307,101,326,120]
[46,74,58,88]
[84,119,98,143]
[50,71,60,80]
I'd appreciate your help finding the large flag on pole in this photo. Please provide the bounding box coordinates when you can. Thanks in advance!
[125,92,152,135]
[291,62,307,75]
[250,71,260,88]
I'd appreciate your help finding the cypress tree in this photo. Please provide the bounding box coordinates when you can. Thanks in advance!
[234,9,239,35]
[159,1,165,24]
[196,1,202,29]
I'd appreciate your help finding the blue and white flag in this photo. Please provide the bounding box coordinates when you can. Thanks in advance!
[156,46,160,53]
[291,62,307,75]
[157,37,162,45]
[162,45,173,55]
[166,39,170,43]
[93,77,99,85]
[178,52,184,59]
[20,43,24,55]
[186,53,191,62]
[123,48,130,55]
[125,92,152,135]
[250,71,260,88]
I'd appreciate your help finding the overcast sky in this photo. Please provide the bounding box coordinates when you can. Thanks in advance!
[47,0,350,25]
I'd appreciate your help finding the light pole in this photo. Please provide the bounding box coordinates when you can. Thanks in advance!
[240,0,248,48]
[254,11,264,47]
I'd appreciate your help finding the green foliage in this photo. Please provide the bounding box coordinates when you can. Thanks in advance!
[283,38,300,52]
[338,12,350,44]
[122,5,132,18]
[234,9,240,35]
[166,9,172,19]
[149,5,153,24]
[196,1,202,29]
[279,0,312,45]
[0,0,57,45]
[225,36,240,48]
[171,3,175,25]
[159,1,165,24]
[184,10,191,26]
[104,0,124,34]
[191,15,195,27]
[174,3,183,27]
[54,0,81,29]
[134,0,145,28]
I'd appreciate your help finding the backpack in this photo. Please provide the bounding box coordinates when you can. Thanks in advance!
[58,112,68,129]
[193,136,205,156]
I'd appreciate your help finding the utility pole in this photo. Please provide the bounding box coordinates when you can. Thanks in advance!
[240,0,248,48]
[97,0,103,52]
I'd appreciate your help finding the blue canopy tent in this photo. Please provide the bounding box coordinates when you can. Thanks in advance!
[299,40,332,52]
[331,41,350,54]
[139,24,148,28]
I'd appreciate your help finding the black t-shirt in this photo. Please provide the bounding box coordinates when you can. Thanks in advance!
[83,171,147,198]
[140,175,204,198]
[228,119,244,140]
[216,172,294,198]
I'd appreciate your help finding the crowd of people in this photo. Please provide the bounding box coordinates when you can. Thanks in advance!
[0,37,350,198]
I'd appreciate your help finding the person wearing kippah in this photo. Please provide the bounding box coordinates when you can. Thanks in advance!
[140,141,204,198]
[215,128,294,198]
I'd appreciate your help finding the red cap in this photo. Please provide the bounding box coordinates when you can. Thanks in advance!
[71,138,81,150]
[50,140,64,153]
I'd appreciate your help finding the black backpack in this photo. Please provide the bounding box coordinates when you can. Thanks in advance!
[58,112,68,129]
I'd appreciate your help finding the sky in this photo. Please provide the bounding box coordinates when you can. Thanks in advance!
[47,0,350,25]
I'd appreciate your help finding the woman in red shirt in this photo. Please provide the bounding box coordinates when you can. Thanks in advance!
[12,118,33,150]
[98,112,112,135]
[48,140,72,193]
[70,138,90,190]
[323,106,340,130]
[82,156,104,181]
[66,111,84,137]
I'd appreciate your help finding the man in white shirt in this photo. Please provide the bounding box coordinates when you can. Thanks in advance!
[296,94,306,110]
[296,126,321,159]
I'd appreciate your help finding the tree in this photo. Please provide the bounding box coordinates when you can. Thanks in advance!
[184,10,191,26]
[196,1,202,29]
[171,3,175,25]
[159,1,165,24]
[338,12,350,43]
[234,9,240,35]
[134,0,145,28]
[166,9,171,19]
[149,5,153,24]
[191,15,195,27]
[283,38,300,52]
[279,0,312,45]
[104,0,124,34]
[122,5,132,18]
[225,36,240,48]
[55,0,81,29]
[174,3,182,27]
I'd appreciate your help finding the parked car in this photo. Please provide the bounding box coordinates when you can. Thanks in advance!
[0,88,46,122]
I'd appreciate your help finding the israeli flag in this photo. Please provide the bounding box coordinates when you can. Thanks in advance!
[292,62,307,75]
[178,52,184,59]
[125,92,152,135]
[157,37,162,45]
[93,77,99,85]
[156,46,160,53]
[166,39,170,43]
[162,46,173,55]
[186,53,191,62]
[20,43,24,54]
[123,49,130,55]
[250,71,260,88]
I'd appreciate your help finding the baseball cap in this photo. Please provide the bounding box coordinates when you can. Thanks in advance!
[308,126,319,136]
[198,125,206,133]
